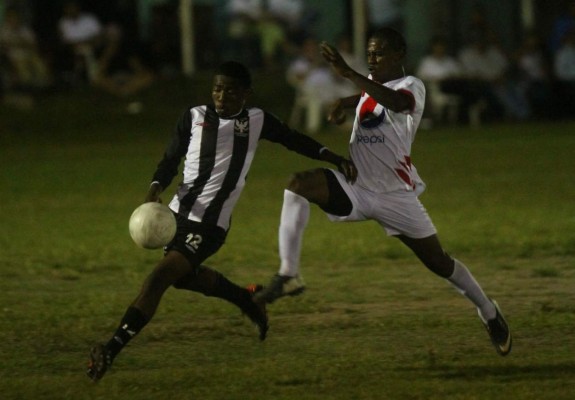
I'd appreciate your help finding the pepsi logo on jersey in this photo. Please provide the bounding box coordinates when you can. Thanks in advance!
[356,134,385,144]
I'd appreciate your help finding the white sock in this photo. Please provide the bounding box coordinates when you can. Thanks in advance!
[278,190,310,277]
[448,259,496,321]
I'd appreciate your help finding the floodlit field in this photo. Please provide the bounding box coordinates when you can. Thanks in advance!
[1,75,574,399]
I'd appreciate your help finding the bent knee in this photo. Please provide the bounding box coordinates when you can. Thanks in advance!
[426,253,454,278]
[286,169,326,196]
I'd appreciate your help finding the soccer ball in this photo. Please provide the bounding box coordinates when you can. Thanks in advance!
[129,202,177,249]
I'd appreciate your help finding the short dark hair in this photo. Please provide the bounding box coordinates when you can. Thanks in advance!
[215,61,252,88]
[370,28,407,57]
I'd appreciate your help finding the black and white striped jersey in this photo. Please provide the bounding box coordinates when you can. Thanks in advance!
[152,105,324,231]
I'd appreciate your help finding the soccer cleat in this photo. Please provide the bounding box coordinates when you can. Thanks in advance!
[479,299,512,356]
[243,284,269,341]
[86,343,112,382]
[253,274,306,304]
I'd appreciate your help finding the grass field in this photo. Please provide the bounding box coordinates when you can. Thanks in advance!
[1,74,575,399]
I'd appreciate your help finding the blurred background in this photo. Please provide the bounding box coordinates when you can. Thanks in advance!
[0,0,574,128]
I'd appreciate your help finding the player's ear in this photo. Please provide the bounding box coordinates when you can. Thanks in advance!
[243,87,254,99]
[392,49,406,65]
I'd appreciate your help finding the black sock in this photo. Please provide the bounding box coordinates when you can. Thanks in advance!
[105,306,149,361]
[173,266,252,310]
[208,273,251,309]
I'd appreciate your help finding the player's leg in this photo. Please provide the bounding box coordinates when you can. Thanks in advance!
[87,250,194,381]
[173,265,268,340]
[167,220,268,339]
[397,234,511,355]
[397,234,494,313]
[255,168,352,303]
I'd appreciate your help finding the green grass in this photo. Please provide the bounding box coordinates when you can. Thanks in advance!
[1,75,575,399]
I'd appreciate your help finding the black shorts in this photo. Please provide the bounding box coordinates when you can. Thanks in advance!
[164,213,227,266]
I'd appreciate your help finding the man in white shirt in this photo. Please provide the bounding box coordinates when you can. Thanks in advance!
[58,1,104,82]
[256,28,512,357]
[458,35,529,120]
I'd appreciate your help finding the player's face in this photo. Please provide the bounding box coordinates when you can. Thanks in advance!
[366,37,403,83]
[212,75,250,118]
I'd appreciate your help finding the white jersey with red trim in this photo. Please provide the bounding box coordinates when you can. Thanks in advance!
[349,75,426,194]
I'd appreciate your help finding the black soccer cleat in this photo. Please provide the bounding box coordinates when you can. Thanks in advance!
[479,299,512,356]
[244,284,269,341]
[86,344,112,382]
[253,274,306,304]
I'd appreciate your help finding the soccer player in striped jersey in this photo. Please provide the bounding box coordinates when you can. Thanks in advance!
[86,61,357,381]
[255,28,512,356]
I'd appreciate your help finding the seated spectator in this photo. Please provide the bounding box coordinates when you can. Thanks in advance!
[459,33,529,121]
[92,32,156,98]
[0,7,51,89]
[417,36,462,82]
[416,36,465,123]
[57,1,108,84]
[224,0,263,68]
[549,1,575,54]
[286,37,352,133]
[554,28,575,118]
[515,31,554,119]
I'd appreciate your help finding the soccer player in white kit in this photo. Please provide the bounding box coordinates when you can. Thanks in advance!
[255,28,512,356]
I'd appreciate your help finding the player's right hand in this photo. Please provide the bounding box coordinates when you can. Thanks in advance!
[145,182,164,203]
[327,100,346,125]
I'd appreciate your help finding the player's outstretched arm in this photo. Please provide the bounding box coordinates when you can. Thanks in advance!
[320,41,411,113]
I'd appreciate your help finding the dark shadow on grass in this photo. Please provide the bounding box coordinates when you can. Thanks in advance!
[394,362,575,381]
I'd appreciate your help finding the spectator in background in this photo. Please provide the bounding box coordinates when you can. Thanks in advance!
[224,0,263,68]
[286,37,356,133]
[549,1,575,54]
[417,36,462,83]
[459,33,529,121]
[58,1,119,83]
[416,35,505,126]
[416,35,467,123]
[92,27,156,99]
[366,0,404,36]
[554,28,575,118]
[515,31,554,119]
[0,7,51,89]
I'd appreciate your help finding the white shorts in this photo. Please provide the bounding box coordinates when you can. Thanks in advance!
[326,170,437,239]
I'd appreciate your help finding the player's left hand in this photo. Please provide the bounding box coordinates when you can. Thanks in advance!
[338,158,358,184]
[320,41,353,79]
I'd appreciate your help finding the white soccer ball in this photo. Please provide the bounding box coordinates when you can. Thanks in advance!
[129,202,177,249]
